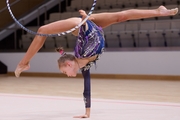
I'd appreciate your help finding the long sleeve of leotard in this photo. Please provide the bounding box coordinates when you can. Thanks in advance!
[81,69,91,108]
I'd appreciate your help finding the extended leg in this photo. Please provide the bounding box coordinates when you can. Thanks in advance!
[15,17,81,77]
[82,6,178,28]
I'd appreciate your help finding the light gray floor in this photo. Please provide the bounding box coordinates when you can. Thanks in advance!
[0,93,180,120]
[0,76,180,120]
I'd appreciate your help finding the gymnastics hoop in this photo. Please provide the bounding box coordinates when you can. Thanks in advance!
[6,0,97,37]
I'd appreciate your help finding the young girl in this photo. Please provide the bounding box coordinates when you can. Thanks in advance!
[15,6,178,118]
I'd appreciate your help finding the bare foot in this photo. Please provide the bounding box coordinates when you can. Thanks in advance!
[158,5,178,16]
[15,63,30,77]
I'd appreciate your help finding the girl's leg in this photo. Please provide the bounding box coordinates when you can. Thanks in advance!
[15,17,81,77]
[86,6,178,28]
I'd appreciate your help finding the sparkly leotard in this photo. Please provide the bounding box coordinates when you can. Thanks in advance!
[75,20,105,71]
[74,20,105,108]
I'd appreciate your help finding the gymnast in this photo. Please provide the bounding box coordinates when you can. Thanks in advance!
[15,6,178,118]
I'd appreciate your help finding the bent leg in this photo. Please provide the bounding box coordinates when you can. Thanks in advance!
[15,17,81,77]
[89,6,178,28]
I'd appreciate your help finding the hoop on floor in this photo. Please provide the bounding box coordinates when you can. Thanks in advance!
[6,0,97,37]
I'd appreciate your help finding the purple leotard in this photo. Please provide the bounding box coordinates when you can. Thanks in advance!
[74,20,105,108]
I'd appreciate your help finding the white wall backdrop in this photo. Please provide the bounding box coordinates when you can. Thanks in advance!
[0,51,180,75]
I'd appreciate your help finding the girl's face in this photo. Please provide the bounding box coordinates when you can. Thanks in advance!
[60,60,79,77]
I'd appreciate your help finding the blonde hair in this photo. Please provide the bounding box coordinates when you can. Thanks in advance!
[55,47,76,68]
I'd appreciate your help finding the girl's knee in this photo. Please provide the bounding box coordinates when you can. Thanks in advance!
[38,26,48,34]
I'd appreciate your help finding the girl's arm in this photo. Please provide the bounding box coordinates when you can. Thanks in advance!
[74,69,91,118]
[82,69,91,109]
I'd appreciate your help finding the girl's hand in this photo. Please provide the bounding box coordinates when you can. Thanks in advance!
[74,108,90,118]
[79,10,95,22]
[73,114,89,118]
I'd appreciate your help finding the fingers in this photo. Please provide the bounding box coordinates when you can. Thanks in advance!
[79,10,88,22]
[73,114,89,118]
[79,9,95,21]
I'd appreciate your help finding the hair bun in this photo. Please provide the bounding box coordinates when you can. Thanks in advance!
[55,47,65,55]
[55,47,63,52]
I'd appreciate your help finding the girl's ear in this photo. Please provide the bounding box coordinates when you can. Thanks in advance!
[65,61,71,67]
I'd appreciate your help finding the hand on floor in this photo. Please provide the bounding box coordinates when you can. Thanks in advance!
[73,114,89,118]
